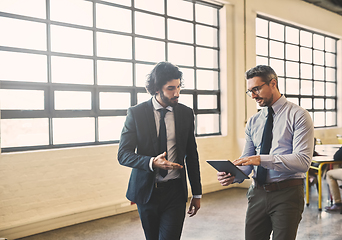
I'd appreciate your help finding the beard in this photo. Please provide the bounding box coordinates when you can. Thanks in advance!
[256,94,273,107]
[160,90,178,107]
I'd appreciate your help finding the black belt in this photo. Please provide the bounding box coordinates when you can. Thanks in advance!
[155,178,181,189]
[254,179,303,192]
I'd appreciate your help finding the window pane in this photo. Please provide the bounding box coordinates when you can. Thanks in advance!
[55,91,92,110]
[178,94,193,108]
[313,34,324,50]
[96,3,131,33]
[98,116,126,141]
[1,118,49,147]
[167,0,193,21]
[137,92,151,104]
[326,68,336,81]
[326,112,336,126]
[313,50,324,65]
[197,70,218,90]
[326,53,336,67]
[135,38,165,62]
[300,80,312,95]
[314,112,325,127]
[269,59,284,76]
[286,26,299,44]
[0,89,44,110]
[105,0,130,7]
[197,114,219,135]
[300,47,312,63]
[325,37,336,52]
[53,118,95,144]
[300,63,312,79]
[301,98,312,110]
[168,19,193,44]
[256,37,268,56]
[0,16,46,50]
[136,63,153,87]
[314,99,324,109]
[270,22,284,41]
[314,81,324,96]
[51,25,93,55]
[51,56,94,84]
[169,43,194,66]
[136,12,164,39]
[286,44,299,61]
[278,77,285,93]
[196,47,217,68]
[99,92,130,110]
[196,25,217,47]
[256,56,268,66]
[135,0,164,14]
[97,61,132,86]
[285,79,299,94]
[50,0,92,27]
[256,18,268,38]
[0,0,46,18]
[287,98,299,105]
[270,41,284,58]
[326,99,335,109]
[196,4,217,26]
[0,51,47,82]
[314,66,324,80]
[326,82,336,97]
[97,32,132,59]
[300,31,312,47]
[198,95,217,109]
[286,62,299,78]
[180,68,195,89]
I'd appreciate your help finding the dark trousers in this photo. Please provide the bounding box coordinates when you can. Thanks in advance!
[137,179,186,240]
[245,183,304,240]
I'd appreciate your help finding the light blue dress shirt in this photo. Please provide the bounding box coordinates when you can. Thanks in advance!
[238,95,314,183]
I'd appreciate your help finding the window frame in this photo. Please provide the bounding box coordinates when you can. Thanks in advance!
[0,0,222,152]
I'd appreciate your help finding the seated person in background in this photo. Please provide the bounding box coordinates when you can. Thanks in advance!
[325,147,342,212]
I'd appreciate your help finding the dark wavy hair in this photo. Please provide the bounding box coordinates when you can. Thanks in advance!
[145,62,183,95]
[245,65,279,90]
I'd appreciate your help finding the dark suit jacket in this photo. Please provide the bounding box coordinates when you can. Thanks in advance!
[118,99,202,204]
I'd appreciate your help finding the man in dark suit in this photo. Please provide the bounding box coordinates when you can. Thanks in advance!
[118,62,202,240]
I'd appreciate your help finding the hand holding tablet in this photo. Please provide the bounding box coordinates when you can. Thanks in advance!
[206,160,250,180]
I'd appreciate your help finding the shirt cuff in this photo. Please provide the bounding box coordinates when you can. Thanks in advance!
[149,157,154,172]
[193,195,202,198]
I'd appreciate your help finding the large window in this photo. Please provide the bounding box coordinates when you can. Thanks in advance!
[256,15,338,128]
[0,0,221,152]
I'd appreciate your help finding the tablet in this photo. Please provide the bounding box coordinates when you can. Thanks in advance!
[206,160,250,180]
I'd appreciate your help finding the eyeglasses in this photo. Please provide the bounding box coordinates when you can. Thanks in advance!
[246,83,267,97]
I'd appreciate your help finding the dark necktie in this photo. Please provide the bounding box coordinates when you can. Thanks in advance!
[158,108,168,178]
[256,106,274,185]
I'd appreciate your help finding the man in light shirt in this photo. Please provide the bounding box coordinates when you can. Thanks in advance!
[217,65,314,240]
[118,62,202,240]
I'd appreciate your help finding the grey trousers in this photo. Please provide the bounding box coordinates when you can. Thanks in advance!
[245,183,304,240]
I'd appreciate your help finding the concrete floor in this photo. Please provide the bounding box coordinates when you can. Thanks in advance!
[17,184,342,240]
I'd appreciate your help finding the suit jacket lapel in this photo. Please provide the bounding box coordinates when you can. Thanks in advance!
[145,99,159,155]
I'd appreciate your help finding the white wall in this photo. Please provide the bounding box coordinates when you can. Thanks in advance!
[1,0,342,239]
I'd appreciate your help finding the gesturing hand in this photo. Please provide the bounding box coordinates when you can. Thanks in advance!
[152,152,183,170]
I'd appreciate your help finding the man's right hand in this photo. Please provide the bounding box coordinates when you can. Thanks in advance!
[152,152,183,170]
[217,172,235,186]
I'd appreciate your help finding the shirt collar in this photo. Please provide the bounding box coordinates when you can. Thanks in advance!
[152,96,173,112]
[263,94,286,116]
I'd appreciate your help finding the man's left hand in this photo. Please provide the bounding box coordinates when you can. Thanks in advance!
[233,155,261,166]
[187,197,200,217]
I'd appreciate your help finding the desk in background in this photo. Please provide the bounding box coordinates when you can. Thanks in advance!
[306,144,342,211]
